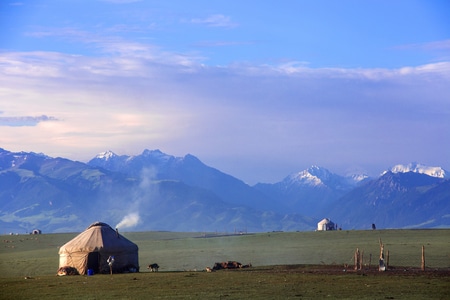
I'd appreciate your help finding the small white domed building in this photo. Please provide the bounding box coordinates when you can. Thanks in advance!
[317,218,336,231]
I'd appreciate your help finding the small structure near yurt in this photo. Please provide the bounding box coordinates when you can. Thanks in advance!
[58,222,139,275]
[317,218,336,231]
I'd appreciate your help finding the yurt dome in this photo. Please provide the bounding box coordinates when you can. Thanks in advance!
[317,218,336,231]
[58,222,139,275]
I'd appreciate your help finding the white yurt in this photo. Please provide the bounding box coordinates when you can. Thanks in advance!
[58,222,139,275]
[317,218,336,231]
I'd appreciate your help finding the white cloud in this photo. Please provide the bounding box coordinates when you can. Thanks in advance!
[0,45,449,183]
[190,14,238,28]
[0,115,58,127]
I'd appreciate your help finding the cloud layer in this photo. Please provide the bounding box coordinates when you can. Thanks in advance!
[1,42,449,183]
[1,1,449,183]
[0,114,58,127]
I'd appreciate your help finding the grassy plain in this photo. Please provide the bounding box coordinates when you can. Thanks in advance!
[1,229,449,299]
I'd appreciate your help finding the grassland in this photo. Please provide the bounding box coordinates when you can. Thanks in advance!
[1,229,449,299]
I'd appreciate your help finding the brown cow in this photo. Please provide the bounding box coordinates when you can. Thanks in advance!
[228,261,243,268]
[212,261,244,271]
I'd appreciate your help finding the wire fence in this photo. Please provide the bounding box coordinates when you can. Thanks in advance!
[348,244,450,270]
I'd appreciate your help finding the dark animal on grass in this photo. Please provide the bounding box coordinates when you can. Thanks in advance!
[212,261,244,271]
[212,262,226,270]
[147,263,159,272]
[56,266,79,276]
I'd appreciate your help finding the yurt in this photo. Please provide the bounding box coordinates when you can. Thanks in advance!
[317,218,336,231]
[58,222,139,275]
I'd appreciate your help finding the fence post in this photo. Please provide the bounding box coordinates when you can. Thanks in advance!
[421,245,425,271]
[379,238,386,271]
[354,248,360,270]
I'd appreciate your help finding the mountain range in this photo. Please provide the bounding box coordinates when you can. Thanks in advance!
[0,148,448,233]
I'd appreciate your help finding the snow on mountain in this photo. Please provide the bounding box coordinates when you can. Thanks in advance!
[141,149,174,162]
[346,173,370,183]
[1,147,449,231]
[383,162,448,178]
[283,166,365,189]
[328,171,449,229]
[285,166,330,187]
[95,150,118,160]
[93,149,175,165]
[253,166,363,216]
[285,167,323,186]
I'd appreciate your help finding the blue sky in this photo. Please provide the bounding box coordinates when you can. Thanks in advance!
[1,0,449,184]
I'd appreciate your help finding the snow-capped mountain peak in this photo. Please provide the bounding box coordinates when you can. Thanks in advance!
[383,162,447,178]
[141,149,173,162]
[286,166,332,187]
[281,166,366,191]
[95,150,117,160]
[306,165,331,178]
[346,173,370,183]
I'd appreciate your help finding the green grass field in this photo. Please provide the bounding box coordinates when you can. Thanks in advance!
[1,229,449,299]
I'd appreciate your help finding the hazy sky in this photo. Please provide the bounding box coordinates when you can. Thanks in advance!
[1,0,449,184]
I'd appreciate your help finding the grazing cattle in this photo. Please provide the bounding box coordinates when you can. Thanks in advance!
[147,263,159,272]
[212,261,244,271]
[56,266,79,276]
[212,262,225,270]
[205,267,213,272]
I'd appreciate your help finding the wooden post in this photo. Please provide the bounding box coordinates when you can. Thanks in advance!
[421,245,425,271]
[354,248,360,270]
[379,238,386,271]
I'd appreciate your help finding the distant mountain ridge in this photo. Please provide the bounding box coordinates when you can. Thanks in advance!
[329,171,450,229]
[253,166,368,216]
[284,165,368,188]
[0,148,313,233]
[383,162,447,178]
[0,147,449,233]
[88,149,273,210]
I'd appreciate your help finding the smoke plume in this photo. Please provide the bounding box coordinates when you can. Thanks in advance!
[114,167,158,231]
[116,212,140,229]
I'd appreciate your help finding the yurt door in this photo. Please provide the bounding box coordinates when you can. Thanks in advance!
[87,252,100,274]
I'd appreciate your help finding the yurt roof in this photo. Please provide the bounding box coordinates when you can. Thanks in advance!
[59,222,138,254]
[86,221,111,230]
[318,218,333,225]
